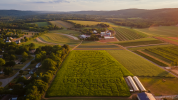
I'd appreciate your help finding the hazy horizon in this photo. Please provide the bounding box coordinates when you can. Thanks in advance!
[1,0,178,11]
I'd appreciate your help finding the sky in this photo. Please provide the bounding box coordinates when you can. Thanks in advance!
[0,0,178,11]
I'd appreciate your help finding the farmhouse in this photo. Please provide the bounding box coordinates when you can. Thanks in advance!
[6,40,11,43]
[137,92,156,100]
[15,40,21,44]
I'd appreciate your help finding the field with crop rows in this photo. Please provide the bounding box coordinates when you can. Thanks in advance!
[113,27,147,41]
[143,46,178,63]
[49,20,73,28]
[75,44,123,50]
[46,50,132,97]
[68,20,118,27]
[34,22,49,27]
[39,33,80,45]
[107,50,173,77]
[137,26,178,37]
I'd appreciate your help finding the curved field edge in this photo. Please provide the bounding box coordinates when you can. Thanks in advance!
[107,50,174,77]
[46,50,132,97]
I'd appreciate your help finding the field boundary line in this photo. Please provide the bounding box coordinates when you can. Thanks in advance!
[72,40,83,50]
[126,43,169,48]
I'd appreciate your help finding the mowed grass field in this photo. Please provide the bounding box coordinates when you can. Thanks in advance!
[139,77,178,95]
[34,22,49,27]
[137,26,178,37]
[46,50,132,97]
[39,33,80,45]
[49,20,73,28]
[68,20,118,27]
[107,50,173,77]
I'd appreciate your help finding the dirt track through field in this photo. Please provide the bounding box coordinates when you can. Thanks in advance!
[137,50,170,66]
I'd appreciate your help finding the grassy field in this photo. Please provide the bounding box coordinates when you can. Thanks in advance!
[107,50,173,77]
[114,38,164,47]
[68,20,118,27]
[49,20,73,28]
[139,77,178,95]
[113,27,147,41]
[137,26,178,37]
[142,46,178,63]
[46,50,132,97]
[34,22,49,27]
[22,39,47,48]
[39,33,80,45]
[49,30,81,37]
[76,44,123,50]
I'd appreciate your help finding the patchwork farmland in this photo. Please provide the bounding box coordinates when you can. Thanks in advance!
[49,20,73,28]
[107,50,173,77]
[113,27,147,41]
[46,50,132,97]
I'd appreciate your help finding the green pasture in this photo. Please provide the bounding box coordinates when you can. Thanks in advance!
[49,30,81,37]
[107,50,173,77]
[46,50,132,97]
[137,26,178,37]
[34,22,49,27]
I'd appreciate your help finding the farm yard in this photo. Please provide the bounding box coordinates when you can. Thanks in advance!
[34,22,49,27]
[49,20,73,28]
[113,27,147,41]
[137,26,178,37]
[107,50,173,77]
[46,50,132,97]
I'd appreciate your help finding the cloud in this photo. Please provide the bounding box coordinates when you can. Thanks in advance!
[33,0,70,3]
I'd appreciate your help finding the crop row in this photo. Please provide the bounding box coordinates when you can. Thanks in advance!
[113,27,146,41]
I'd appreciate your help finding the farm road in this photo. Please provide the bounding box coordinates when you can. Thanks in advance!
[0,57,35,87]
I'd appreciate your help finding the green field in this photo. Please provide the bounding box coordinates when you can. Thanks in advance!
[39,33,80,45]
[115,38,164,47]
[113,27,147,41]
[22,39,47,48]
[49,20,73,28]
[143,46,178,63]
[34,22,49,27]
[140,77,178,95]
[76,44,123,50]
[107,50,173,77]
[46,50,132,97]
[49,30,81,37]
[68,20,118,27]
[137,26,178,37]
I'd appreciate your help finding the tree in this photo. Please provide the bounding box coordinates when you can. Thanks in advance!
[12,83,24,95]
[33,80,48,94]
[22,52,28,58]
[0,58,5,67]
[19,70,23,75]
[42,58,56,69]
[26,86,41,100]
[3,67,13,76]
[10,54,16,60]
[8,61,16,67]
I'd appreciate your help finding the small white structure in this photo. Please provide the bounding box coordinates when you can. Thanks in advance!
[101,32,106,36]
[79,35,90,39]
[9,37,13,39]
[93,30,97,34]
[104,36,115,39]
[133,76,146,92]
[6,40,11,43]
[127,76,139,92]
[16,40,21,44]
[36,63,41,68]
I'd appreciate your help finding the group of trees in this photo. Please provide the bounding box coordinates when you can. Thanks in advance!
[80,28,106,35]
[97,23,110,27]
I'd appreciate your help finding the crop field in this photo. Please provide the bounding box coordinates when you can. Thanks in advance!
[116,39,164,47]
[137,26,178,37]
[142,46,178,63]
[34,22,49,27]
[49,20,73,28]
[68,20,118,27]
[49,30,81,37]
[107,50,173,77]
[113,27,147,41]
[75,44,123,50]
[39,33,80,45]
[46,50,132,97]
[154,37,178,45]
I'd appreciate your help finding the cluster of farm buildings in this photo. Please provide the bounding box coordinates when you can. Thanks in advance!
[79,30,115,39]
[4,37,21,44]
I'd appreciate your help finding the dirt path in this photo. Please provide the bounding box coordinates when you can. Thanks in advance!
[56,33,79,40]
[72,41,83,50]
[137,50,170,66]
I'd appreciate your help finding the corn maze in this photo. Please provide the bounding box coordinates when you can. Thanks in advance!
[46,50,132,97]
[113,27,147,41]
